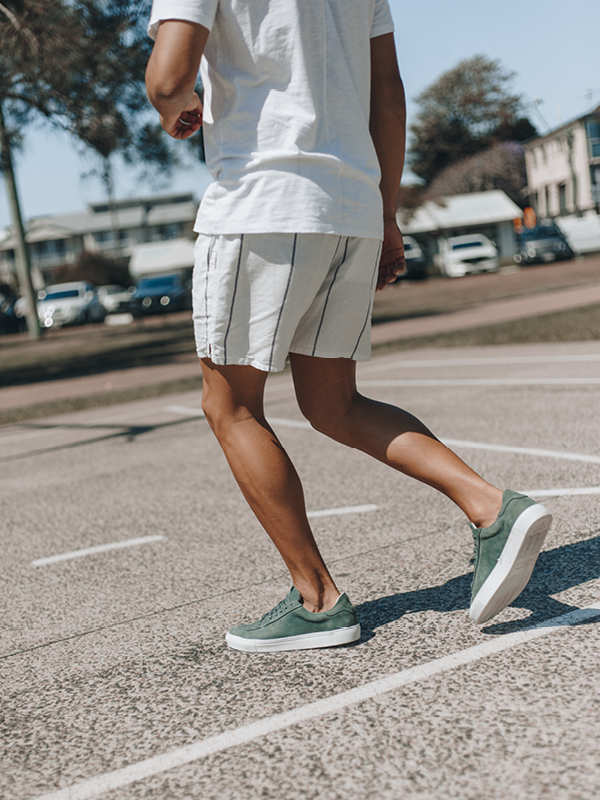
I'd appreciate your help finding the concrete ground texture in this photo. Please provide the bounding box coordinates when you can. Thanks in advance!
[2,338,600,799]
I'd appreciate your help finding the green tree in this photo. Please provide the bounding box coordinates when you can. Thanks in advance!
[425,142,528,208]
[0,1,204,335]
[409,55,536,184]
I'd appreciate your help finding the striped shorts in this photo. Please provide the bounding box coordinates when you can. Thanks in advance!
[192,233,381,373]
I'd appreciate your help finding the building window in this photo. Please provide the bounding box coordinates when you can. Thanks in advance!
[32,239,67,264]
[591,166,600,207]
[545,186,551,217]
[558,182,568,215]
[586,119,600,158]
[152,223,183,241]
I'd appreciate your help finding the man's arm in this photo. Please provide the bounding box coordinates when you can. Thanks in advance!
[145,20,210,139]
[369,32,407,289]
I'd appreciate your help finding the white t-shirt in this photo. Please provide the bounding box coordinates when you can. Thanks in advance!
[149,0,395,239]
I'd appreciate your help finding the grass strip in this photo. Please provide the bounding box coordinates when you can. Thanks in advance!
[371,302,600,355]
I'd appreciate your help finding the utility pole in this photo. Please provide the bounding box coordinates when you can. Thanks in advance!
[566,130,582,218]
[0,102,41,338]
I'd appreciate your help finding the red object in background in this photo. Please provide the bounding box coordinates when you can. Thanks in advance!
[513,217,524,233]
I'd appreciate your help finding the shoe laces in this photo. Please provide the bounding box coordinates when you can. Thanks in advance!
[261,593,296,624]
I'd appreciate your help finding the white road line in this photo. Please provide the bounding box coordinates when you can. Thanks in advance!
[32,536,164,567]
[442,438,600,465]
[523,486,600,498]
[267,417,600,466]
[164,405,205,417]
[307,504,378,519]
[31,602,600,800]
[359,378,600,387]
[361,353,600,373]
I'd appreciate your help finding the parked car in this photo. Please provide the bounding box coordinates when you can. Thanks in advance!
[396,235,428,281]
[130,273,192,317]
[97,284,134,314]
[37,282,106,328]
[514,220,575,265]
[439,234,499,277]
[0,292,25,334]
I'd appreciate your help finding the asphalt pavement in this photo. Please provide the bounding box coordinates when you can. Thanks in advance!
[2,339,600,800]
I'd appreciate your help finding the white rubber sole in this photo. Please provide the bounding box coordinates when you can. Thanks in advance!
[470,503,552,625]
[226,624,361,653]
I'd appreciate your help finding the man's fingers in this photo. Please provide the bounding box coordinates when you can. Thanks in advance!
[160,113,202,139]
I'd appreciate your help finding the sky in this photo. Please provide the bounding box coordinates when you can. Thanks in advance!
[1,0,599,230]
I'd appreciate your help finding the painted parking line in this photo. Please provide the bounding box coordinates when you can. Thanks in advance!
[359,378,600,387]
[307,504,378,519]
[443,439,600,465]
[32,536,164,567]
[523,486,600,498]
[30,601,600,800]
[266,417,600,467]
[361,353,600,374]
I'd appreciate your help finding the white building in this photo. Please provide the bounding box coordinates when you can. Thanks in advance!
[524,105,600,218]
[0,193,198,287]
[399,190,523,266]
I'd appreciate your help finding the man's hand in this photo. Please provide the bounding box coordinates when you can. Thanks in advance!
[377,217,406,290]
[159,92,203,139]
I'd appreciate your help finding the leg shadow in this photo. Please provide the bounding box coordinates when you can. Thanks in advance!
[355,534,600,639]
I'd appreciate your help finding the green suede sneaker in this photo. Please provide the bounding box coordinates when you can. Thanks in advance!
[470,490,552,624]
[226,587,361,652]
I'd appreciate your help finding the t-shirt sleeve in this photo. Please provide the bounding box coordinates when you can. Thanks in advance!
[148,0,218,40]
[370,0,395,38]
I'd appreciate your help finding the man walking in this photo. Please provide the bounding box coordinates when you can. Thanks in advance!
[145,0,552,652]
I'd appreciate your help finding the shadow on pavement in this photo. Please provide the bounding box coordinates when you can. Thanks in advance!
[355,534,600,640]
[0,415,205,462]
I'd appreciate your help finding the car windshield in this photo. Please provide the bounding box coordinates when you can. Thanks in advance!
[44,289,81,299]
[137,276,178,290]
[452,240,484,250]
[104,285,126,294]
[520,225,562,240]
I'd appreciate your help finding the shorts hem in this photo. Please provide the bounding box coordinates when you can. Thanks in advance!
[195,347,286,373]
[288,346,371,362]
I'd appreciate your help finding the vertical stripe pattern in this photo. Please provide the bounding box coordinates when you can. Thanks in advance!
[311,237,349,356]
[204,236,215,356]
[192,234,381,372]
[268,234,298,371]
[222,235,245,364]
[350,240,381,358]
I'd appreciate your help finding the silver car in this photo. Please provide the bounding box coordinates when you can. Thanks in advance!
[37,282,106,328]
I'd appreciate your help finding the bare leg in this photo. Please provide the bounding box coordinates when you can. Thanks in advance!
[290,354,503,528]
[200,358,339,612]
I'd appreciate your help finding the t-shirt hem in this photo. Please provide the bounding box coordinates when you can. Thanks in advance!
[193,220,383,241]
[370,22,395,39]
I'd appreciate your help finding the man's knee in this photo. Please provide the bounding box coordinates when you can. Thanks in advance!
[201,390,262,441]
[201,390,237,437]
[298,399,353,443]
